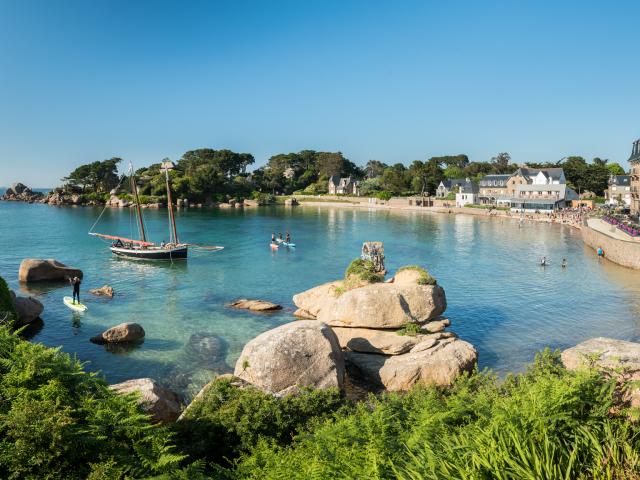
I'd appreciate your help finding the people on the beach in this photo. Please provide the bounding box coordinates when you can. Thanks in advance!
[69,276,81,304]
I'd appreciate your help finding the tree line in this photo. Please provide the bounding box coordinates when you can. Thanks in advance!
[60,149,629,202]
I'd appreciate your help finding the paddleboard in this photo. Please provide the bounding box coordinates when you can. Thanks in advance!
[281,242,296,248]
[63,296,87,312]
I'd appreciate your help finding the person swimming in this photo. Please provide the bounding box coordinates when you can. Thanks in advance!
[562,258,567,268]
[540,256,547,266]
[597,247,604,257]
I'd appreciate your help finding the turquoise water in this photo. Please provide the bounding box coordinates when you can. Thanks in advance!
[1,201,640,399]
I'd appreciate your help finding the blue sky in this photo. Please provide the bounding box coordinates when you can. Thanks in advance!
[1,0,639,187]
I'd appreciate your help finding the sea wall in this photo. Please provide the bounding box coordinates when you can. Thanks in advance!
[581,225,640,269]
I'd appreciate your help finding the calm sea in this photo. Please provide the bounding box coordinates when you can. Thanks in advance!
[1,200,639,399]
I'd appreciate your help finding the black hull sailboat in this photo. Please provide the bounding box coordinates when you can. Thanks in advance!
[89,160,222,261]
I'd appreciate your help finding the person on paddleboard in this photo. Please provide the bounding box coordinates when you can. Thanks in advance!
[285,232,291,244]
[271,232,276,243]
[69,276,81,304]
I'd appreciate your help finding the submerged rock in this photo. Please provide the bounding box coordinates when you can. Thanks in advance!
[91,322,145,344]
[234,320,345,396]
[229,299,282,312]
[110,378,183,423]
[9,290,44,326]
[18,259,83,283]
[186,332,229,370]
[89,285,114,297]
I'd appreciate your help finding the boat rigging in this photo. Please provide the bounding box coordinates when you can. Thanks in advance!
[89,160,223,260]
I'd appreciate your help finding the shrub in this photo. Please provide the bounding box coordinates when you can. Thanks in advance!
[396,265,437,285]
[344,259,384,284]
[173,378,346,467]
[0,325,192,479]
[396,323,422,337]
[230,350,640,479]
[0,277,16,326]
[376,191,392,201]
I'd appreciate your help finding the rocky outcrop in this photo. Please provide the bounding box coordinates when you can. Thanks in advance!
[19,259,83,283]
[110,378,182,423]
[1,183,44,202]
[90,322,145,344]
[229,299,282,312]
[89,285,114,297]
[317,283,446,328]
[234,320,345,396]
[562,337,640,408]
[9,290,44,326]
[290,257,475,395]
[292,281,342,319]
[345,338,477,391]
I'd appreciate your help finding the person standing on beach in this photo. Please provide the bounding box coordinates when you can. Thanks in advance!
[69,276,81,304]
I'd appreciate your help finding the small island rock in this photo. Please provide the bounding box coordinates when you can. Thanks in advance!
[89,285,115,297]
[234,320,345,396]
[91,322,145,344]
[19,259,83,283]
[110,378,182,423]
[9,290,44,326]
[229,299,282,312]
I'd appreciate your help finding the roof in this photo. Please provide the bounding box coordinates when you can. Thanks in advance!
[328,175,341,186]
[514,167,565,182]
[629,139,640,163]
[609,175,631,186]
[479,174,510,186]
[439,178,467,189]
[459,179,479,194]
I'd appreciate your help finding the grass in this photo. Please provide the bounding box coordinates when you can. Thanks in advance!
[396,265,437,286]
[395,323,422,337]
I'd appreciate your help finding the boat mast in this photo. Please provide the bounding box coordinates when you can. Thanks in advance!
[130,163,147,243]
[162,160,179,244]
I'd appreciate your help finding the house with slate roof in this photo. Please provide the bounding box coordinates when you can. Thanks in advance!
[605,175,632,208]
[455,178,479,207]
[478,174,512,205]
[436,178,466,198]
[328,176,360,195]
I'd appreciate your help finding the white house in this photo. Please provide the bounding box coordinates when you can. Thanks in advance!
[605,175,631,208]
[328,176,360,195]
[455,179,479,207]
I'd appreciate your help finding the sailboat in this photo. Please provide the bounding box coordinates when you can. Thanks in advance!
[89,161,222,260]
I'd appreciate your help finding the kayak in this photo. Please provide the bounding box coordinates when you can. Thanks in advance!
[63,296,87,312]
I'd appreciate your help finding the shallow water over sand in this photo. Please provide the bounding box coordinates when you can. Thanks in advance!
[1,201,639,398]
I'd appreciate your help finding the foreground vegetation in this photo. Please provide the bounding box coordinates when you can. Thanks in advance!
[2,331,640,478]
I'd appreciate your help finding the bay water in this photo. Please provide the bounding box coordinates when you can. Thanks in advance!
[1,200,639,399]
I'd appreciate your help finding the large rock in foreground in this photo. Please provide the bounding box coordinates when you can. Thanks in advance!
[19,259,83,283]
[10,291,44,326]
[562,337,640,408]
[234,320,345,396]
[562,337,640,373]
[332,327,422,355]
[346,338,477,391]
[110,378,182,423]
[317,283,447,329]
[292,281,342,319]
[91,322,145,344]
